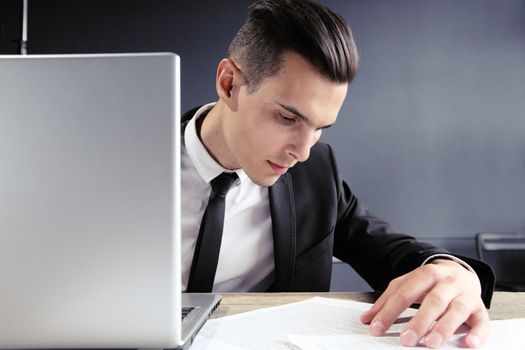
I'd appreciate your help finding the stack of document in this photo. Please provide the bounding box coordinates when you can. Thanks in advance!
[192,297,525,350]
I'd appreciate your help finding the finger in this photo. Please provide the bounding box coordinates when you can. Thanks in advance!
[423,295,482,349]
[368,268,436,337]
[360,275,405,324]
[400,280,458,347]
[461,309,491,348]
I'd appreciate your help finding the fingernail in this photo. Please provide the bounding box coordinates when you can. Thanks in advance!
[425,331,443,349]
[400,329,418,347]
[467,335,481,348]
[370,320,385,336]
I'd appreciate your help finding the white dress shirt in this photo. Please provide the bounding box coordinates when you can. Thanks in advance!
[181,103,275,292]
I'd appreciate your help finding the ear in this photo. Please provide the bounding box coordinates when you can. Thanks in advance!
[215,58,244,110]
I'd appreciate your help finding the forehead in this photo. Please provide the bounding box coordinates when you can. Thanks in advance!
[251,52,348,127]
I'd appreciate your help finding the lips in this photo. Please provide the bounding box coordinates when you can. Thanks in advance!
[269,161,291,175]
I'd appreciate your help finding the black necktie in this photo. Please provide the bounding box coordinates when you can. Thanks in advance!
[187,172,238,292]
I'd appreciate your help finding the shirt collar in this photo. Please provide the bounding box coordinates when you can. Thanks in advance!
[184,103,248,184]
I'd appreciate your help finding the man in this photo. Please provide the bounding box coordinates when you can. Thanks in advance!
[181,0,494,348]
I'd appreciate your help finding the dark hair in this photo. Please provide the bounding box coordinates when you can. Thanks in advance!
[228,0,359,92]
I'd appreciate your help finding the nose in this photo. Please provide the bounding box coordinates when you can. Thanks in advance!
[288,130,320,162]
[288,148,309,163]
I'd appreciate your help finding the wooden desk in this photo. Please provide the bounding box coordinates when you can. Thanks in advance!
[213,292,525,320]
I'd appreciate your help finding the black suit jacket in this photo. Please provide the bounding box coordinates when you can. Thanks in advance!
[182,107,495,307]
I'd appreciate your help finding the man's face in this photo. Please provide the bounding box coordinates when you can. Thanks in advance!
[224,51,348,187]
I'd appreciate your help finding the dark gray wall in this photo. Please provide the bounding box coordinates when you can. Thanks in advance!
[9,0,525,290]
[326,0,525,240]
[0,0,22,54]
[27,0,250,113]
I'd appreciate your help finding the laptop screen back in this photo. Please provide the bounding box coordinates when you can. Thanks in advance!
[0,53,182,348]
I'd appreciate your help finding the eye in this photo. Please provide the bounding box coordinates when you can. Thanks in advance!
[278,113,297,124]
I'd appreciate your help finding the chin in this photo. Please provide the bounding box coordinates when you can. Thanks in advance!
[249,174,280,187]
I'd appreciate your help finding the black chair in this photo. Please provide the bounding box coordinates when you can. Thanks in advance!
[476,232,525,292]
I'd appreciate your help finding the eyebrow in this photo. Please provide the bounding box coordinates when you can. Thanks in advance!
[277,102,333,130]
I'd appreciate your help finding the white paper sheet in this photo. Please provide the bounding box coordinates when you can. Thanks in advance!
[191,297,414,350]
[288,318,525,350]
[191,296,525,350]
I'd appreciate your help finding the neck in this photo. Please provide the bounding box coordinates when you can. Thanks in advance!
[199,101,239,170]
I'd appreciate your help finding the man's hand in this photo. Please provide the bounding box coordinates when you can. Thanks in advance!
[360,259,490,348]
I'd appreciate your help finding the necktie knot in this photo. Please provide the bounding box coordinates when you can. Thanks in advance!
[210,172,238,196]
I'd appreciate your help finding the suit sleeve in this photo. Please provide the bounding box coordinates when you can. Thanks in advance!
[326,144,495,307]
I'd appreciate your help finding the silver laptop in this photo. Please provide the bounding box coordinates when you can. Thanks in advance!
[0,53,220,349]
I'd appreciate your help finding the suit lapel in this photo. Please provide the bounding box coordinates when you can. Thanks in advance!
[268,173,296,291]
